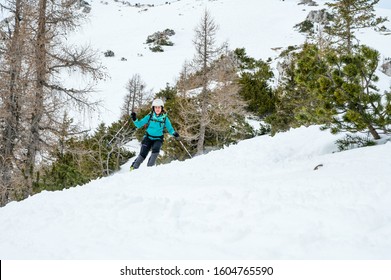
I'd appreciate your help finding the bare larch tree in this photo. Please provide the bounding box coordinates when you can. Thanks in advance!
[0,0,105,206]
[192,9,221,155]
[121,73,148,117]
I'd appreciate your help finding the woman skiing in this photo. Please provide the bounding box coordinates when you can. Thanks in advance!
[129,98,179,170]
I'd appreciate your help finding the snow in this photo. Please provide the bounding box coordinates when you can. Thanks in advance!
[68,0,332,128]
[1,0,391,260]
[65,0,391,129]
[379,0,391,9]
[1,126,391,259]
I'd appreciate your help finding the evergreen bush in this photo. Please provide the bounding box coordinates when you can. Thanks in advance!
[335,134,376,152]
[34,120,135,193]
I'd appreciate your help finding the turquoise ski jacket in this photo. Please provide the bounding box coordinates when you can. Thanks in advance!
[133,112,176,140]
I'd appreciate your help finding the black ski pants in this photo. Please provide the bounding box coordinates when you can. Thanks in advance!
[132,136,163,168]
[139,137,163,158]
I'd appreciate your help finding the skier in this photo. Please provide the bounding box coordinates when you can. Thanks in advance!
[129,98,180,170]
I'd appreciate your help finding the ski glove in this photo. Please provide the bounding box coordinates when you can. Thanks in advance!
[131,112,137,121]
[173,132,180,140]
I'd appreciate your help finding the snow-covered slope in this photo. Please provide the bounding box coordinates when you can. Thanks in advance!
[69,0,329,127]
[1,0,391,260]
[67,0,391,129]
[1,126,390,259]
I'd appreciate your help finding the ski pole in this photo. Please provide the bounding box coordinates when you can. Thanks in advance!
[178,139,192,158]
[107,119,129,147]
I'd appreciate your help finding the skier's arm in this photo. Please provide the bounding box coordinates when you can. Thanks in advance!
[133,114,150,128]
[165,117,176,135]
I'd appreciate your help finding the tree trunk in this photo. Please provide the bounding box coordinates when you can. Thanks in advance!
[0,0,23,206]
[196,111,207,155]
[24,0,47,196]
[368,124,380,140]
[196,20,212,155]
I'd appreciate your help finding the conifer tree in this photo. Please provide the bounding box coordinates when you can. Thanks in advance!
[35,121,135,193]
[235,48,275,118]
[268,1,390,139]
[269,42,391,139]
[326,0,387,53]
[319,45,390,139]
[266,44,333,134]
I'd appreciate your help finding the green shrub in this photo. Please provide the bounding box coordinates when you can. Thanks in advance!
[335,134,376,152]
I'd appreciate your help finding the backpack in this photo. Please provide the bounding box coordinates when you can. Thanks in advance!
[143,113,167,134]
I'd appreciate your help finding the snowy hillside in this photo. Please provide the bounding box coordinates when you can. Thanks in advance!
[1,126,391,259]
[1,0,391,260]
[66,0,391,129]
[72,0,315,127]
[63,0,382,128]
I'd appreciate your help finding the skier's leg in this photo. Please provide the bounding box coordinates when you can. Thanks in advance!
[131,155,145,169]
[147,153,159,167]
[132,137,152,169]
[147,140,163,167]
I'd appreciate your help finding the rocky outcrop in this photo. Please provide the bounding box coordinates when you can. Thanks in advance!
[380,60,391,77]
[306,9,331,25]
[298,0,318,6]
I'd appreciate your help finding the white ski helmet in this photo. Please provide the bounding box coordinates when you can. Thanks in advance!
[152,98,164,108]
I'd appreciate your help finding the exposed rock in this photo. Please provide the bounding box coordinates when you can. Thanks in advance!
[298,0,318,6]
[306,9,331,25]
[146,29,175,52]
[104,50,115,57]
[380,60,391,77]
[295,9,332,34]
[79,0,91,13]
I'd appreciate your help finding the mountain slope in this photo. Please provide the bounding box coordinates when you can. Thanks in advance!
[1,126,390,259]
[1,0,391,260]
[69,0,327,127]
[67,0,391,129]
